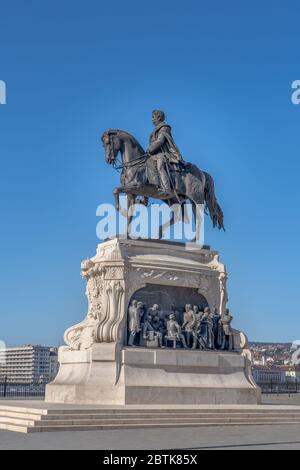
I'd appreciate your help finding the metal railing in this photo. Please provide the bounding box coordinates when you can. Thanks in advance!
[0,378,46,398]
[257,381,299,394]
[1,379,299,398]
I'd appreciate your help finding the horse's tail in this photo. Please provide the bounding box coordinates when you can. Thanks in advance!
[203,171,225,231]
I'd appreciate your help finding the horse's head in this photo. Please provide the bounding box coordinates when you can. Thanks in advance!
[101,129,122,165]
[101,129,145,167]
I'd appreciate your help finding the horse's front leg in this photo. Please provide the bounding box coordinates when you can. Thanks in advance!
[113,184,140,211]
[127,195,136,239]
[113,187,121,212]
[113,188,137,228]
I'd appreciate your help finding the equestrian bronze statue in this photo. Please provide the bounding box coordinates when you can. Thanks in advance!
[102,110,224,237]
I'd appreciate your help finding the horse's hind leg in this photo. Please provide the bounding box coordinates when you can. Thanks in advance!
[158,200,182,240]
[159,209,175,239]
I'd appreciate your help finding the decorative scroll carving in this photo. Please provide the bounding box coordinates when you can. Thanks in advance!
[96,280,125,342]
[134,267,214,292]
[64,260,105,350]
[81,260,105,321]
[136,268,180,282]
[64,258,126,349]
[104,266,124,280]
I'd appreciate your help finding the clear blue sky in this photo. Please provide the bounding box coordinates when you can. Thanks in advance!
[0,0,299,346]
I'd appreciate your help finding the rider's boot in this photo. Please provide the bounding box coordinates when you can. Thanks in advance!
[158,172,173,198]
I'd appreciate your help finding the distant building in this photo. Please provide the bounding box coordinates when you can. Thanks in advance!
[0,345,59,383]
[49,348,59,381]
[252,365,282,384]
[252,364,300,384]
[275,365,300,383]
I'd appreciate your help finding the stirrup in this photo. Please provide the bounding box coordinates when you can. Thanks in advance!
[157,189,173,198]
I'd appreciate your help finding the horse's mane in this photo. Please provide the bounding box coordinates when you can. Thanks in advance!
[104,128,145,154]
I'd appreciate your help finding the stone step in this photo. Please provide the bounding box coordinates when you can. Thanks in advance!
[0,422,29,433]
[1,405,300,416]
[3,415,300,428]
[36,408,300,415]
[2,421,300,434]
[1,403,300,433]
[36,412,300,421]
[2,411,300,422]
[0,411,47,420]
[30,417,300,426]
[0,406,48,415]
[2,409,300,422]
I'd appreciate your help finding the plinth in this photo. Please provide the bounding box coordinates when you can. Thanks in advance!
[46,238,261,405]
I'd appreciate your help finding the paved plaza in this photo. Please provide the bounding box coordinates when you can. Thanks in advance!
[1,396,300,449]
[0,424,300,450]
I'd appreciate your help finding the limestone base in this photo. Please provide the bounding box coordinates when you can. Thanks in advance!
[46,344,261,405]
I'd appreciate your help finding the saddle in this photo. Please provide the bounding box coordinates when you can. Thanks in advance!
[146,158,187,188]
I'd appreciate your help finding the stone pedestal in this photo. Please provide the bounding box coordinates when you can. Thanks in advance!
[46,345,259,405]
[46,238,261,405]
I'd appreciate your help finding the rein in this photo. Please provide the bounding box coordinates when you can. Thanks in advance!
[106,131,148,172]
[113,153,148,172]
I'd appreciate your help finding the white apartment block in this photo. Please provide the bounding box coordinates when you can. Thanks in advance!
[0,345,59,383]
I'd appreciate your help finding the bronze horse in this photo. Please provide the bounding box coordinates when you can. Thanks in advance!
[102,129,224,238]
